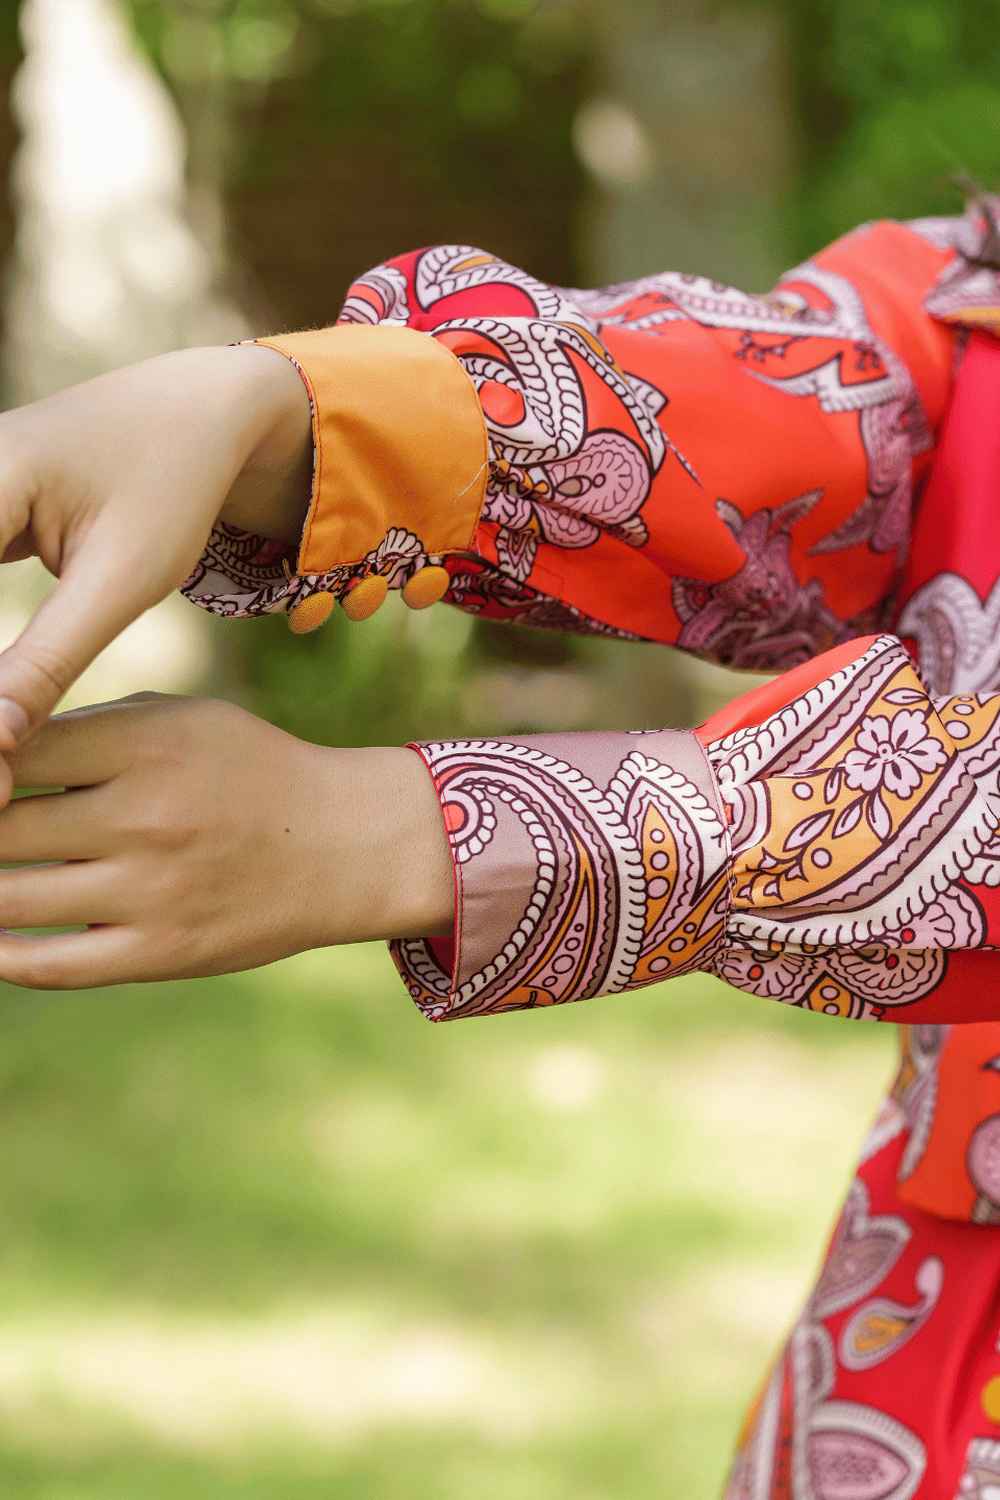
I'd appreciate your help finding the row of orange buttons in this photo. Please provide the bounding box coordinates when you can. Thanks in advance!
[287,564,451,634]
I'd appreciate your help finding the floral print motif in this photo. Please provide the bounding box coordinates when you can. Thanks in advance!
[842,709,948,799]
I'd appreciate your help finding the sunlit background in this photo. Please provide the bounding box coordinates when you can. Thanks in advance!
[0,1,995,1495]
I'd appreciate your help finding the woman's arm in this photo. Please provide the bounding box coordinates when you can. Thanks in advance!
[3,631,999,1032]
[0,198,992,777]
[185,199,999,673]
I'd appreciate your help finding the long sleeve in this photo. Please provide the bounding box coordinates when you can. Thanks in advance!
[181,202,999,668]
[391,632,1000,1027]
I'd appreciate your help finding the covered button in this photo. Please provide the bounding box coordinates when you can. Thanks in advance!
[983,1375,1000,1423]
[401,565,450,610]
[342,574,388,622]
[288,590,336,634]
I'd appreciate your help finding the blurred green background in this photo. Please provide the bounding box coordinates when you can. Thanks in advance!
[0,0,995,1495]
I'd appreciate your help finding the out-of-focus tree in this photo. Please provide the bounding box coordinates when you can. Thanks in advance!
[124,0,590,326]
[118,0,598,748]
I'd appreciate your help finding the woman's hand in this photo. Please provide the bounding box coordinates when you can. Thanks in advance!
[0,343,313,788]
[0,694,453,990]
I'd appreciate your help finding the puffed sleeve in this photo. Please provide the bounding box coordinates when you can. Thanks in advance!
[181,200,1000,669]
[390,633,1000,1026]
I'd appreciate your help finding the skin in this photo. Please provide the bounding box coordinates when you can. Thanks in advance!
[0,345,454,985]
[0,343,311,766]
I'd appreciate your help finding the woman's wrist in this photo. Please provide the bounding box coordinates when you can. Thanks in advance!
[299,743,454,949]
[216,342,314,545]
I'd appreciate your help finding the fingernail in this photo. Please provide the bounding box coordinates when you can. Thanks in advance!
[0,699,29,744]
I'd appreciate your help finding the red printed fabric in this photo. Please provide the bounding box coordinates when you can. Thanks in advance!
[322,215,958,656]
[184,201,1000,1491]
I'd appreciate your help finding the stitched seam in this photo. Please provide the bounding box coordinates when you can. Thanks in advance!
[693,735,734,947]
[298,360,323,566]
[253,340,322,573]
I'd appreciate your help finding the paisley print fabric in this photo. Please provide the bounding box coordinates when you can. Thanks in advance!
[390,633,1000,1026]
[179,199,1000,1492]
[392,725,728,1018]
[183,204,994,653]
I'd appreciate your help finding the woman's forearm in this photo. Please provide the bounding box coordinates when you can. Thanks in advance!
[306,744,455,945]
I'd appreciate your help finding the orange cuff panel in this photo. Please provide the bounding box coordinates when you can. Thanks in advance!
[252,325,489,577]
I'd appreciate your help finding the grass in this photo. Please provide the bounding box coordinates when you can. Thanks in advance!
[0,943,895,1497]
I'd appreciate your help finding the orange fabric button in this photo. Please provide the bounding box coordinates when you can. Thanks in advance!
[981,1375,1000,1422]
[402,565,450,610]
[342,574,388,622]
[288,591,336,634]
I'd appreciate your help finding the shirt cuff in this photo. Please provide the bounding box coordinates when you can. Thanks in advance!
[389,728,729,1021]
[182,325,489,631]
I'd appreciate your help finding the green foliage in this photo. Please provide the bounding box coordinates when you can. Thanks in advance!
[773,0,1000,253]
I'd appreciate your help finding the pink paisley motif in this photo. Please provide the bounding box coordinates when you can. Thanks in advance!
[810,1180,911,1320]
[391,733,726,1020]
[545,430,652,529]
[726,1322,925,1500]
[486,429,654,582]
[967,1113,1000,1207]
[808,1414,921,1500]
[673,490,843,669]
[839,1256,943,1371]
[898,572,1000,698]
[894,1025,948,1182]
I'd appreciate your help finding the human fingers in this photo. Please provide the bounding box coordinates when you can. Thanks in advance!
[0,859,123,930]
[0,925,139,990]
[0,788,113,862]
[10,695,169,788]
